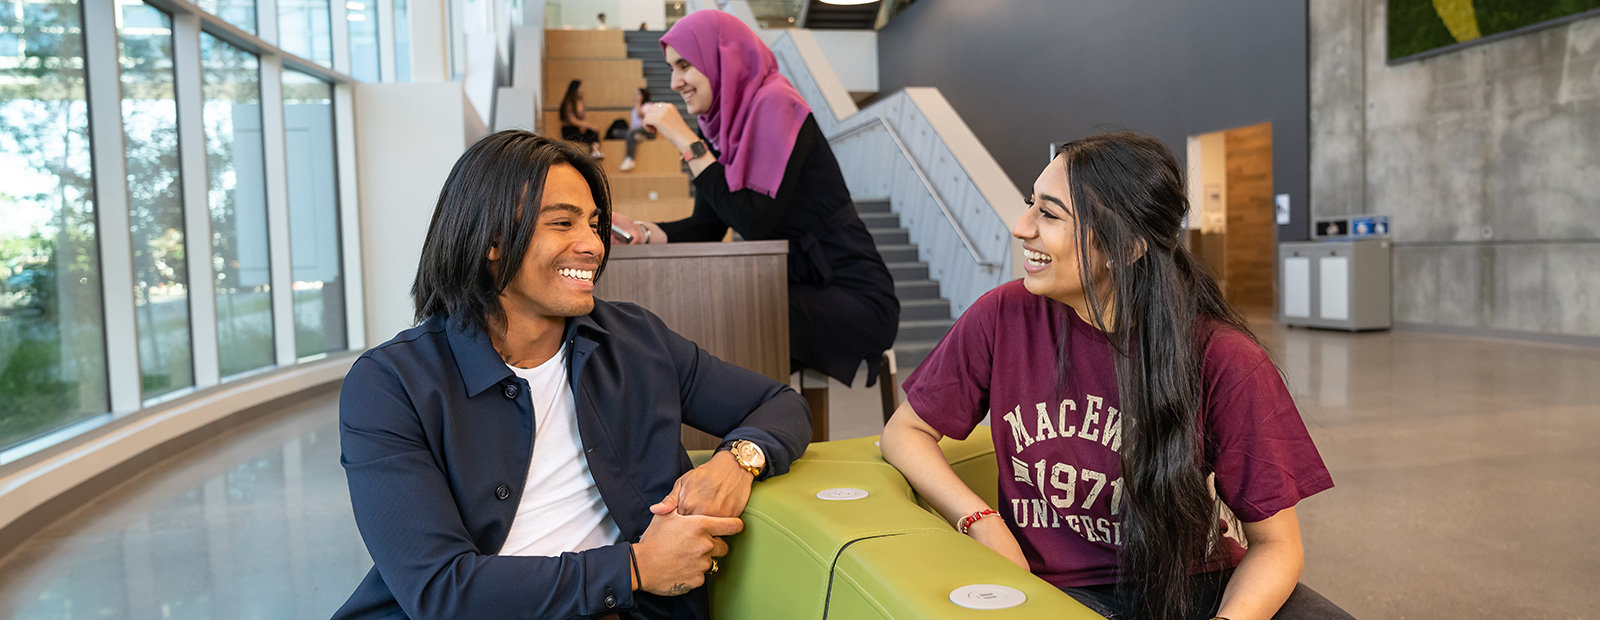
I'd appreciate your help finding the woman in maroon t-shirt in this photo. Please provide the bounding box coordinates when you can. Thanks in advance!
[881,133,1351,620]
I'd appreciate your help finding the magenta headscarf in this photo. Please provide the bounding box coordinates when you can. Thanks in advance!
[661,11,811,198]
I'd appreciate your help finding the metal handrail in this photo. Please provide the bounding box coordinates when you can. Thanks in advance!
[830,115,1000,271]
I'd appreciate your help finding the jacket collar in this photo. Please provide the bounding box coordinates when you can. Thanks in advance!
[442,312,610,398]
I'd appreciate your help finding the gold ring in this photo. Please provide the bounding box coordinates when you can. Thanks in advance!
[707,558,720,575]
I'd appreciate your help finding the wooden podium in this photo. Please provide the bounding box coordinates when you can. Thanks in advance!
[595,241,790,450]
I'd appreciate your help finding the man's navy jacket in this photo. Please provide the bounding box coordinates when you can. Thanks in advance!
[333,300,811,619]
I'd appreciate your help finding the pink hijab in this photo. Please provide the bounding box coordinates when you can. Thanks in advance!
[661,11,811,198]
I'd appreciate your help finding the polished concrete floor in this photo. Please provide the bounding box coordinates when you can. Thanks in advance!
[1,323,1598,618]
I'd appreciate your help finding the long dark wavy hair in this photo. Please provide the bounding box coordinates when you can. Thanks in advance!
[411,130,612,334]
[1054,132,1256,620]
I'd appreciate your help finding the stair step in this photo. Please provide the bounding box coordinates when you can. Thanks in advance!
[892,342,940,374]
[858,211,900,228]
[899,298,952,321]
[894,279,940,300]
[876,243,918,263]
[855,200,891,213]
[887,261,927,281]
[868,228,909,245]
[897,319,956,342]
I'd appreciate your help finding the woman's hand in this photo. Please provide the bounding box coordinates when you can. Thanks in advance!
[642,102,697,149]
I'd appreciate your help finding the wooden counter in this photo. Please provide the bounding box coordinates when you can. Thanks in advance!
[596,241,789,449]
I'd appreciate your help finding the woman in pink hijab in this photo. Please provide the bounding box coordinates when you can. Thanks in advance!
[612,11,899,390]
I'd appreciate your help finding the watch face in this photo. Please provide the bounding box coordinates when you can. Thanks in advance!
[738,442,765,468]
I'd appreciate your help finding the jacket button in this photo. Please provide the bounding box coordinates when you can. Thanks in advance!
[495,484,511,500]
[604,594,617,608]
[503,384,519,399]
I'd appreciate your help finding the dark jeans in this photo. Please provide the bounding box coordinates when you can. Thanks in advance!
[624,127,656,157]
[1062,570,1354,620]
[561,125,600,146]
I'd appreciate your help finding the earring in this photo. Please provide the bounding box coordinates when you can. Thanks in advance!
[1106,261,1113,269]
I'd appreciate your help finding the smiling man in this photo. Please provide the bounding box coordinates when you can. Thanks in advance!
[334,131,811,620]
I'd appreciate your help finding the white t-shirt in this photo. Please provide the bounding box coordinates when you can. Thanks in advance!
[498,344,621,557]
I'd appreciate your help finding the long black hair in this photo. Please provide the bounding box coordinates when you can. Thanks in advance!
[1054,132,1256,620]
[560,79,583,119]
[411,130,612,334]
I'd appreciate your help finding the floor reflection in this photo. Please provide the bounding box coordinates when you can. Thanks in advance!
[0,389,370,620]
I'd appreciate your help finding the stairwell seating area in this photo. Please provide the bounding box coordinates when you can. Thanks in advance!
[542,29,694,224]
[540,31,957,404]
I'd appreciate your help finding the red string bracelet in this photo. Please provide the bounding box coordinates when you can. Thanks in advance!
[957,508,999,534]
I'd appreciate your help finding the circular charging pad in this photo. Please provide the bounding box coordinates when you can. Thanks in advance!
[815,488,869,501]
[948,584,1027,610]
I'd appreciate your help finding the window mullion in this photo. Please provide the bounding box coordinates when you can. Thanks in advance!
[333,83,366,350]
[259,56,297,366]
[377,0,395,81]
[173,11,221,388]
[83,0,142,412]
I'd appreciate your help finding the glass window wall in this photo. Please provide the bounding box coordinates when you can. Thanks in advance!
[281,70,344,359]
[0,0,108,450]
[200,33,274,378]
[119,1,193,400]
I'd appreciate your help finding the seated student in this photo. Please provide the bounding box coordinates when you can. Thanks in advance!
[881,133,1353,620]
[618,87,657,172]
[334,131,810,620]
[559,79,605,159]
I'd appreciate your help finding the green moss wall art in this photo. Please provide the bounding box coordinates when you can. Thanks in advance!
[1388,0,1600,62]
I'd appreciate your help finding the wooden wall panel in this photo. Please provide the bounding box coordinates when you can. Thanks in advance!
[595,242,790,450]
[545,30,627,59]
[544,59,645,109]
[1223,122,1275,310]
[613,198,695,223]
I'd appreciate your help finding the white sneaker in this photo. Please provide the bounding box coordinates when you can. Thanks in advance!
[591,149,605,160]
[619,157,636,172]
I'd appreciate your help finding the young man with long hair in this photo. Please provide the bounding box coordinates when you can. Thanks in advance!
[335,131,810,620]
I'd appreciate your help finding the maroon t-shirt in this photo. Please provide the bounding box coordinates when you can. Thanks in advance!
[902,281,1333,588]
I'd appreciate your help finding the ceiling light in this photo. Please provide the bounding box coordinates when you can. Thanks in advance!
[346,1,365,10]
[347,12,367,20]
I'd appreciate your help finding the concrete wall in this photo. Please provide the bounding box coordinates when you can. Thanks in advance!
[877,0,1312,241]
[1310,2,1600,337]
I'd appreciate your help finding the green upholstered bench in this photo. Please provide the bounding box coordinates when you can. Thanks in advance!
[689,428,1102,619]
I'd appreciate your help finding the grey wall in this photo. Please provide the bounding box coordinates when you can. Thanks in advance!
[877,0,1312,241]
[1310,1,1600,337]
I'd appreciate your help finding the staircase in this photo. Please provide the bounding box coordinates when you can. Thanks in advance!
[858,199,954,375]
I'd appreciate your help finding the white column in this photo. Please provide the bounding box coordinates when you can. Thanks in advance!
[259,56,298,365]
[173,12,221,389]
[409,0,449,82]
[335,82,367,350]
[83,0,142,412]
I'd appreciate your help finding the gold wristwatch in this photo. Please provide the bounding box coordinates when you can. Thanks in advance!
[719,439,766,478]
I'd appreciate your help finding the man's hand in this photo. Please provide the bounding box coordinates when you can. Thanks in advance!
[649,451,754,518]
[633,511,744,595]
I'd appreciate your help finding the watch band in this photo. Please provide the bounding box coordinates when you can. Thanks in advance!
[681,140,708,162]
[719,439,763,477]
